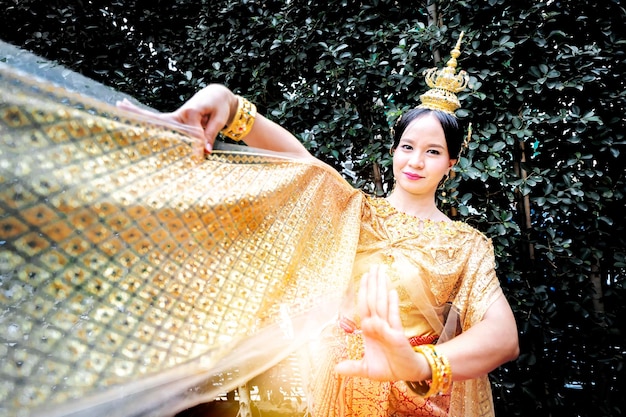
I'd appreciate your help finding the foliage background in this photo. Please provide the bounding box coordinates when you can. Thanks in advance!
[1,0,625,416]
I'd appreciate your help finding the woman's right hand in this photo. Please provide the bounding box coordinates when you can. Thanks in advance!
[117,83,237,156]
[335,266,431,382]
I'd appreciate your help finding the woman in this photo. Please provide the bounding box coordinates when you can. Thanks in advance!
[117,37,519,417]
[316,106,520,417]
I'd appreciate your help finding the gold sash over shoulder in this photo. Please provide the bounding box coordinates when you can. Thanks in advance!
[0,64,363,417]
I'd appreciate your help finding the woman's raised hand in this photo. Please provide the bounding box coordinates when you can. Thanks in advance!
[334,266,430,382]
[116,84,236,156]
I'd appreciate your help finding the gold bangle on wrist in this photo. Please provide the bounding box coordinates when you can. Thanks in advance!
[405,344,452,398]
[220,95,257,141]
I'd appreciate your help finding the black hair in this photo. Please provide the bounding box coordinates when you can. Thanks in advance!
[391,108,463,158]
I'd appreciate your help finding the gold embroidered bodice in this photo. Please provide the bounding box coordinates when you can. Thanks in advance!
[343,196,502,340]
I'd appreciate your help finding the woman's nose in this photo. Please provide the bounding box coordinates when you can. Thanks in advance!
[408,153,424,168]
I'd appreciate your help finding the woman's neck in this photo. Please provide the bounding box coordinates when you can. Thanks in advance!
[386,190,438,219]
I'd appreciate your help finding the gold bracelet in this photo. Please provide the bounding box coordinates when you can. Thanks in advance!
[220,95,257,141]
[406,344,452,398]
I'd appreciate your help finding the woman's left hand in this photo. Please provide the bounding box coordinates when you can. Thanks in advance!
[116,84,236,156]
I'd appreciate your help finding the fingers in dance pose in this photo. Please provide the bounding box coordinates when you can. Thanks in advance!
[335,266,432,382]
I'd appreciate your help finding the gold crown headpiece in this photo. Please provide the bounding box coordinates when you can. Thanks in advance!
[418,32,469,115]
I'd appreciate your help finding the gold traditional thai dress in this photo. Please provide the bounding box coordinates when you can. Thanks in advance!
[310,196,504,417]
[0,44,503,417]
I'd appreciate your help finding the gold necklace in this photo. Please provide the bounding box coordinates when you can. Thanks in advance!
[384,196,438,221]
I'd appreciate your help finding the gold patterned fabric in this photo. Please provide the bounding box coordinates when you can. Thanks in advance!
[309,197,504,417]
[0,63,363,417]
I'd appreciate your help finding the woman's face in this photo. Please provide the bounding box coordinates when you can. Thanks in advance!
[392,114,456,198]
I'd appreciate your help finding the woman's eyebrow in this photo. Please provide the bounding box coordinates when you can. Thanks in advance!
[426,143,446,149]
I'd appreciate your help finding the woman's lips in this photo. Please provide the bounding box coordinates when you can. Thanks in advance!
[403,172,423,180]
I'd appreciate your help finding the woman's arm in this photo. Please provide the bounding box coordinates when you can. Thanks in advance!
[117,83,312,158]
[242,113,311,157]
[335,267,519,383]
[435,294,519,381]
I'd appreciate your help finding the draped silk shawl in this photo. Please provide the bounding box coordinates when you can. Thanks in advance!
[0,62,362,417]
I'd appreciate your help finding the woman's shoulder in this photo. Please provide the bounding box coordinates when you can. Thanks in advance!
[363,194,491,243]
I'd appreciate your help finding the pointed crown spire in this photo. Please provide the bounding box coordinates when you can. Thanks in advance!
[418,32,469,115]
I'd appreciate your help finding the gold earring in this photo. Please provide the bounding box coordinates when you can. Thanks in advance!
[439,174,449,200]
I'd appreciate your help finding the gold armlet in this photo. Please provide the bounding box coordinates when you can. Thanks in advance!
[220,95,257,141]
[405,344,452,398]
